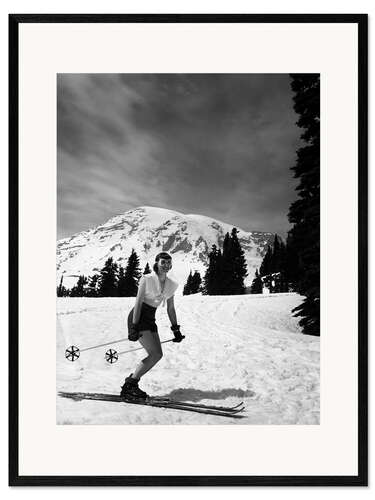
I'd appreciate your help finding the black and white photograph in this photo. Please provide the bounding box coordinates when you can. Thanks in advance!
[9,12,367,485]
[56,73,320,425]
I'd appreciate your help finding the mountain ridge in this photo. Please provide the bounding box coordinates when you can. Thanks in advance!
[57,206,275,289]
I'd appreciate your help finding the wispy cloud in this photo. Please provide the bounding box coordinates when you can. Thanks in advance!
[58,74,300,239]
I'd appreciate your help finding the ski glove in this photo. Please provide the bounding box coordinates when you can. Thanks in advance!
[128,323,140,342]
[171,324,185,343]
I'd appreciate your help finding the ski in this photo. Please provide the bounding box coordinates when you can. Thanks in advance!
[58,392,246,418]
[58,391,244,412]
[120,398,245,419]
[149,396,244,412]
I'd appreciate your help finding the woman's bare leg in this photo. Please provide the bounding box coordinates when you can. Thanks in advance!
[132,330,163,379]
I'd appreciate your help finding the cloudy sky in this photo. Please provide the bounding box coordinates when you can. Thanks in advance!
[57,74,301,240]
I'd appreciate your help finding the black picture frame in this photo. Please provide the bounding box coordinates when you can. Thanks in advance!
[9,13,368,487]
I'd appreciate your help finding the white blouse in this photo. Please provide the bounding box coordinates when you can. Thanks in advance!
[139,272,179,308]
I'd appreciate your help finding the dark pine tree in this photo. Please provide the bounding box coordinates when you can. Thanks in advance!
[271,235,281,273]
[220,232,234,294]
[213,249,223,294]
[272,235,288,292]
[230,228,248,294]
[288,74,320,336]
[86,273,100,297]
[98,257,118,297]
[56,275,70,297]
[259,245,273,277]
[122,249,142,297]
[285,232,300,289]
[204,231,247,295]
[278,237,287,276]
[57,275,64,297]
[117,265,127,297]
[183,271,193,295]
[190,271,202,294]
[143,262,152,275]
[257,235,291,293]
[57,283,69,297]
[203,244,220,295]
[70,275,88,297]
[250,269,263,294]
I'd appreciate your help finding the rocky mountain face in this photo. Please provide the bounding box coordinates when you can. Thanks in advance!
[57,206,275,290]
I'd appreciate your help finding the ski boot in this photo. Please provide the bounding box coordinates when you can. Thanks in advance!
[120,374,148,400]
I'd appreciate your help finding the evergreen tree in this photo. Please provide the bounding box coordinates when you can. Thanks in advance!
[117,265,127,297]
[203,245,219,295]
[57,284,69,297]
[259,245,273,277]
[70,275,88,297]
[183,271,193,295]
[278,238,287,279]
[190,271,202,294]
[230,228,248,294]
[204,231,247,295]
[285,232,300,289]
[122,249,142,297]
[288,74,320,336]
[257,235,291,293]
[250,269,263,294]
[98,257,118,297]
[212,249,223,294]
[220,232,234,294]
[86,273,100,297]
[143,262,151,275]
[271,235,281,273]
[57,275,64,297]
[56,275,70,297]
[271,235,289,292]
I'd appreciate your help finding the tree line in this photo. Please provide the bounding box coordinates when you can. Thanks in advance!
[57,249,149,297]
[59,228,249,298]
[249,233,299,294]
[183,227,248,296]
[183,271,202,295]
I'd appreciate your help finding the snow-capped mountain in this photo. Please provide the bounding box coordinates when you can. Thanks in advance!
[57,206,274,289]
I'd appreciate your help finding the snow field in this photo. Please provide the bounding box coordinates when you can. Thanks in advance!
[57,293,320,425]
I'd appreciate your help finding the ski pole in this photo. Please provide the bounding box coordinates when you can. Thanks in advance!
[104,338,175,364]
[65,336,128,362]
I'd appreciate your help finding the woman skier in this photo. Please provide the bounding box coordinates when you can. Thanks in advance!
[120,252,184,400]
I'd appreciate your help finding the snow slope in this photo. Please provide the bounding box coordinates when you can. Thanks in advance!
[57,293,320,425]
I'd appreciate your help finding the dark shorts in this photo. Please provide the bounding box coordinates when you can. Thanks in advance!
[127,302,158,334]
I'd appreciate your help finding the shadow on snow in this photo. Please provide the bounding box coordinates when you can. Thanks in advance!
[160,387,255,402]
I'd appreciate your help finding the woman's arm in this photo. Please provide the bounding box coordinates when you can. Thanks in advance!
[167,295,178,326]
[132,278,146,324]
[167,296,184,342]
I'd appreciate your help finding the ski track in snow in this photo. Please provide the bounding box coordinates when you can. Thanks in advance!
[57,293,320,425]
